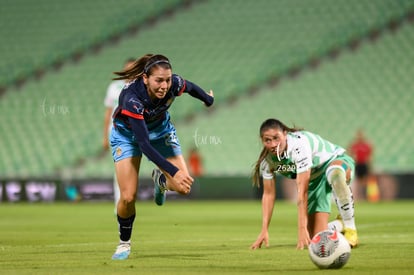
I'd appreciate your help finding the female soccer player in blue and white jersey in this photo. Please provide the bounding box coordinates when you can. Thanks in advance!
[250,119,358,250]
[110,54,214,260]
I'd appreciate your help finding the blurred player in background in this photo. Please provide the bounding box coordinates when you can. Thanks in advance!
[348,129,376,201]
[103,58,136,211]
[110,54,214,260]
[187,147,204,178]
[251,118,358,250]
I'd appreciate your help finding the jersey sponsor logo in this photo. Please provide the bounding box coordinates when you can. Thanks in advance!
[128,98,145,114]
[133,104,144,114]
[297,157,308,163]
[164,132,179,148]
[297,156,309,166]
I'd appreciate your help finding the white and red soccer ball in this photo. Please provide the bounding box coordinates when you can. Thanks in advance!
[308,229,351,269]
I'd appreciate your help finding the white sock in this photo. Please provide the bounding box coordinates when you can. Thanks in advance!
[119,240,131,245]
[328,219,344,232]
[326,165,356,230]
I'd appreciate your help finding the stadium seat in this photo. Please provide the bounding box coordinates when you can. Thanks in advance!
[0,0,413,178]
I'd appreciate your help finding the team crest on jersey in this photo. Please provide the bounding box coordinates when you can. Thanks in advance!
[128,98,144,114]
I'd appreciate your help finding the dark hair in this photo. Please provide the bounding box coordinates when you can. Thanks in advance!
[113,54,172,81]
[125,57,136,63]
[251,119,303,187]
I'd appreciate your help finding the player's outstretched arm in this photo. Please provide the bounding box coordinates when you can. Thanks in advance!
[296,171,311,250]
[184,80,214,107]
[251,178,276,249]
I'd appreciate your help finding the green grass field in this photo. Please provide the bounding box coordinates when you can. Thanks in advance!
[1,200,413,274]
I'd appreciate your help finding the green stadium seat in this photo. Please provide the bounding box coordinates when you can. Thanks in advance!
[1,0,413,177]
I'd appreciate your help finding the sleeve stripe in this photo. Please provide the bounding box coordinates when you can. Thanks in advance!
[178,81,186,96]
[121,109,144,120]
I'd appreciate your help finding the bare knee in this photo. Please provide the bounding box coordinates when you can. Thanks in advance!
[120,193,136,205]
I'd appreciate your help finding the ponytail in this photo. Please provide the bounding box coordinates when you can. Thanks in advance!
[252,147,268,187]
[113,54,171,81]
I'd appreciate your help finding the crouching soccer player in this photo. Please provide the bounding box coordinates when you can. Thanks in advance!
[250,118,358,250]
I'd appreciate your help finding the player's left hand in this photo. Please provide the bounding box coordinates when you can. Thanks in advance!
[205,90,214,106]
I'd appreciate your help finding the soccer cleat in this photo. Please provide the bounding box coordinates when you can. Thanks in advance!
[343,228,359,248]
[328,215,344,233]
[111,241,131,260]
[329,215,358,248]
[152,169,167,206]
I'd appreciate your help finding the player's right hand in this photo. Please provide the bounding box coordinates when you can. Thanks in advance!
[172,170,194,195]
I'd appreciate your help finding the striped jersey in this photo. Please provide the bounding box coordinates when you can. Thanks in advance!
[261,131,345,180]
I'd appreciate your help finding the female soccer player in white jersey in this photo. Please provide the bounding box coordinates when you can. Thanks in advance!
[250,118,358,250]
[109,54,214,260]
[103,58,135,211]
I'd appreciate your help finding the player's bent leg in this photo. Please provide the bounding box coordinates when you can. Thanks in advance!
[115,157,141,217]
[152,168,167,206]
[151,155,190,205]
[308,212,330,238]
[326,161,358,247]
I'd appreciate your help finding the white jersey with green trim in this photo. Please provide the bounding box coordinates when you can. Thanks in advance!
[261,131,345,180]
[104,80,126,133]
[104,80,127,109]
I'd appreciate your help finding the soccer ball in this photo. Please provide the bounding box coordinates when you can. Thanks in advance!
[308,229,351,269]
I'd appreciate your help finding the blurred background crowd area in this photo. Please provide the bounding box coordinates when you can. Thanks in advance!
[0,0,413,201]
